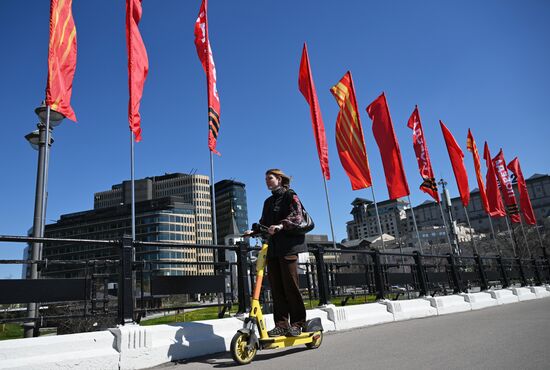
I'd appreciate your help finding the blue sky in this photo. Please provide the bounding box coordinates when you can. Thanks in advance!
[0,0,549,278]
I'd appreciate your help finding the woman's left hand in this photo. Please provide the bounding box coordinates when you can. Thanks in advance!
[268,224,283,235]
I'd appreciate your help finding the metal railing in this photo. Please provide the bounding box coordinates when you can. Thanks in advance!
[1,235,549,336]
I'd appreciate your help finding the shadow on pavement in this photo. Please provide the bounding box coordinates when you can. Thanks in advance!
[166,322,226,363]
[171,347,311,368]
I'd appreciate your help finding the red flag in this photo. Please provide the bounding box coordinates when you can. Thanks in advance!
[299,43,330,180]
[466,129,490,214]
[330,71,371,190]
[493,150,521,223]
[507,158,536,225]
[126,0,149,142]
[195,0,221,154]
[483,143,506,217]
[407,106,439,202]
[440,121,470,207]
[366,93,409,199]
[46,0,77,122]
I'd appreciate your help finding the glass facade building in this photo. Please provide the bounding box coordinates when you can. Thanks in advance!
[42,172,220,278]
[214,180,249,245]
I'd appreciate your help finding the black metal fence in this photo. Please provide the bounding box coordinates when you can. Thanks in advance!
[1,235,549,335]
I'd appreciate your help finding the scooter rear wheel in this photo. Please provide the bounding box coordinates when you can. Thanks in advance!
[230,332,257,365]
[305,331,323,349]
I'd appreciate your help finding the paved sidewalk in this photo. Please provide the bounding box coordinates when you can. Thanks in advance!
[150,298,550,370]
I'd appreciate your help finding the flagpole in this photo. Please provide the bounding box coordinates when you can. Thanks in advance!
[201,0,218,249]
[463,206,478,255]
[438,201,453,253]
[503,216,517,257]
[519,220,532,258]
[322,176,337,250]
[209,150,219,278]
[407,195,423,253]
[534,224,544,250]
[40,106,52,257]
[210,151,218,246]
[130,132,136,241]
[369,185,385,250]
[487,215,501,255]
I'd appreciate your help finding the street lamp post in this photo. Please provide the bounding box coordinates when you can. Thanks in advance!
[23,103,64,338]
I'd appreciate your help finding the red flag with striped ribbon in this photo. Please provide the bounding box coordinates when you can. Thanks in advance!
[466,129,490,214]
[367,93,410,199]
[298,43,330,179]
[330,71,371,190]
[195,0,221,154]
[507,157,536,225]
[46,0,78,122]
[126,0,149,142]
[407,106,439,202]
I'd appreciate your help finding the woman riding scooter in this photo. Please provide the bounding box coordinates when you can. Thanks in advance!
[246,168,307,337]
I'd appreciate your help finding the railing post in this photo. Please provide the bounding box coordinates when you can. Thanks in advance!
[447,254,463,294]
[543,247,550,284]
[516,257,527,287]
[497,255,509,288]
[413,251,428,296]
[235,241,250,314]
[312,244,331,305]
[475,254,488,291]
[372,249,385,300]
[532,258,542,286]
[118,235,135,325]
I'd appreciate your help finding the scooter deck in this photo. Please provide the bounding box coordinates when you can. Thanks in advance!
[259,331,322,349]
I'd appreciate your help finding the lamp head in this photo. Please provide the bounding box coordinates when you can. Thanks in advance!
[25,127,54,150]
[35,101,64,127]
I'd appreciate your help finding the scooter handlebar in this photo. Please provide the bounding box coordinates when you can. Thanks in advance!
[242,223,270,238]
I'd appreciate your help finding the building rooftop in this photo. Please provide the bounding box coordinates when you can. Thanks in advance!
[527,173,548,180]
[215,179,246,188]
[56,196,194,224]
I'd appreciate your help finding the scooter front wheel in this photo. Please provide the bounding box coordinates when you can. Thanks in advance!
[305,331,323,349]
[230,332,257,365]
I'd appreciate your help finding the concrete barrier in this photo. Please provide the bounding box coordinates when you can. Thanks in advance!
[460,292,498,310]
[509,287,537,301]
[487,289,520,305]
[425,295,471,315]
[113,308,335,370]
[111,318,243,370]
[529,286,550,298]
[382,298,437,321]
[320,302,394,330]
[0,330,118,370]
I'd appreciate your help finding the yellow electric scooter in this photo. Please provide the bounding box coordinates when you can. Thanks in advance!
[230,224,323,365]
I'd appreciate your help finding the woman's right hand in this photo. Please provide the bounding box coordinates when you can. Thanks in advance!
[268,224,283,235]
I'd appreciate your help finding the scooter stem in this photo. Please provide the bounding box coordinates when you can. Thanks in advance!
[252,242,268,300]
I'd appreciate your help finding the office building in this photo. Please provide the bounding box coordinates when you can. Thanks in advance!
[43,173,216,277]
[94,173,213,246]
[411,173,550,234]
[346,198,410,240]
[214,180,248,245]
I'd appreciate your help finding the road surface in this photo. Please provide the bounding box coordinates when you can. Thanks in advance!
[151,298,550,370]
